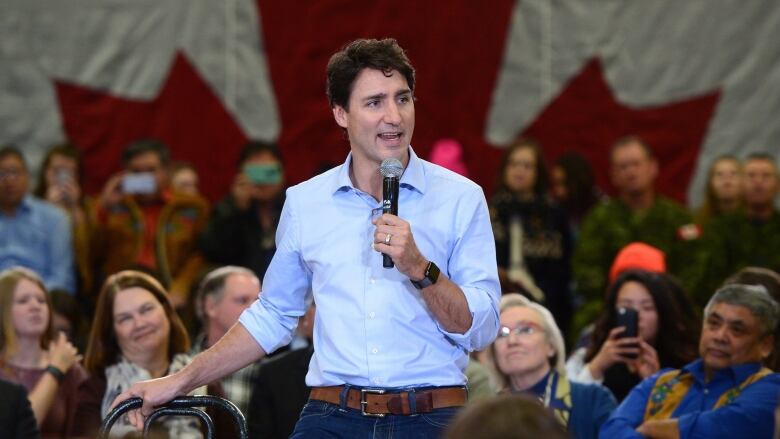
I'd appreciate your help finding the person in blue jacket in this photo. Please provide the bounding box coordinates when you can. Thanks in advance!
[600,283,780,438]
[484,293,617,439]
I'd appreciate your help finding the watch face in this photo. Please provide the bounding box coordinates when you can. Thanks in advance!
[412,261,440,289]
[427,262,440,283]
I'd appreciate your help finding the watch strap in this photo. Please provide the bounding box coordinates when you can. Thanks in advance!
[46,365,65,384]
[411,261,440,289]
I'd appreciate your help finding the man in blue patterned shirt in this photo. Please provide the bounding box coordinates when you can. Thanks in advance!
[600,284,780,439]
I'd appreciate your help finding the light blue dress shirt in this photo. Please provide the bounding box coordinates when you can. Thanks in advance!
[0,196,75,293]
[239,148,500,388]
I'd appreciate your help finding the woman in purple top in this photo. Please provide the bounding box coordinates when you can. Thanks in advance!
[0,266,86,438]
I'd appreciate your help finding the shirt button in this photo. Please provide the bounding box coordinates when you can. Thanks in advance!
[373,378,382,385]
[369,312,376,319]
[370,278,376,284]
[371,347,378,354]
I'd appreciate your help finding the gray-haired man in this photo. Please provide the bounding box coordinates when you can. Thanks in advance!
[190,266,259,415]
[602,284,780,439]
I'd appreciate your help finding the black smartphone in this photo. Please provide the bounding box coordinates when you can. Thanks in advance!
[615,307,639,359]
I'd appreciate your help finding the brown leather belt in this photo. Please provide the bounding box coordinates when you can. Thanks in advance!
[309,386,467,417]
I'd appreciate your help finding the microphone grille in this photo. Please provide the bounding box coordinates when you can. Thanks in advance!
[380,158,403,178]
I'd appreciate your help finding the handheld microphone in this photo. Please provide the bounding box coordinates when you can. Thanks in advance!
[380,158,403,268]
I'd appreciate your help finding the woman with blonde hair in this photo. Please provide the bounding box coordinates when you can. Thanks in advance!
[0,266,85,437]
[693,154,743,227]
[71,270,207,438]
[484,293,615,439]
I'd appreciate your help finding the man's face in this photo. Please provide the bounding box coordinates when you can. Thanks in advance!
[125,151,167,201]
[742,159,779,209]
[206,273,259,337]
[332,68,415,169]
[699,302,773,373]
[0,154,29,210]
[610,142,658,197]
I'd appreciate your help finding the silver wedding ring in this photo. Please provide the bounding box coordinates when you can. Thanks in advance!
[385,233,392,245]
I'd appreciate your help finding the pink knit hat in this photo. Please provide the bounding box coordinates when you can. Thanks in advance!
[429,138,469,177]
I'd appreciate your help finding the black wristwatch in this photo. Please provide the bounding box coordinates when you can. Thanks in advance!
[411,261,440,289]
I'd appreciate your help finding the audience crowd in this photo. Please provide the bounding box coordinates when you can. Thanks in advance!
[1,133,779,438]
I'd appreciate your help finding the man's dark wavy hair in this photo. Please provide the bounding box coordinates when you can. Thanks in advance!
[326,38,415,110]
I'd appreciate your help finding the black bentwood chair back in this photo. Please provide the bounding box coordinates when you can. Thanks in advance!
[99,395,248,439]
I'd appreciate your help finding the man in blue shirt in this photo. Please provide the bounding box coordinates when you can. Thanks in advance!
[0,147,75,293]
[600,284,780,439]
[113,38,501,437]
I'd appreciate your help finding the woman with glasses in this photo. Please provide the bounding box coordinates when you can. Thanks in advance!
[484,294,616,439]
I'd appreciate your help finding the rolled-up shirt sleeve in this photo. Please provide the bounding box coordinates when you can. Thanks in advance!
[436,186,500,352]
[239,190,312,354]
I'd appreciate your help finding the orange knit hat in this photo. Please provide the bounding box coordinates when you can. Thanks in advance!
[609,242,666,282]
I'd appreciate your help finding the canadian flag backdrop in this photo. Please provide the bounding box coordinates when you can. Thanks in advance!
[3,0,779,206]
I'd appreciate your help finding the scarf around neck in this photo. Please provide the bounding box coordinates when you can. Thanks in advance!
[100,353,207,438]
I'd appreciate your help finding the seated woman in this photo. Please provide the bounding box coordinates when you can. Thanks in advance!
[566,270,699,402]
[484,293,616,439]
[71,270,207,438]
[0,267,86,437]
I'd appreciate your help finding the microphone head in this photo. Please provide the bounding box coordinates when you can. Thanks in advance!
[380,158,403,179]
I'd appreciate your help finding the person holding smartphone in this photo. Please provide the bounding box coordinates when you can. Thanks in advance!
[94,139,209,309]
[566,270,699,401]
[34,144,97,297]
[199,141,285,281]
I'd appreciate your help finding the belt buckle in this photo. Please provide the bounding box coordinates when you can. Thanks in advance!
[360,388,386,417]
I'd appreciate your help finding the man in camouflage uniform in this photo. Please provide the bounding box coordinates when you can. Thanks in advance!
[572,136,702,328]
[701,153,780,302]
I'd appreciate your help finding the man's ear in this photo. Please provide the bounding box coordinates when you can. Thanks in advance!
[204,296,218,320]
[759,334,774,360]
[333,105,348,129]
[649,158,659,180]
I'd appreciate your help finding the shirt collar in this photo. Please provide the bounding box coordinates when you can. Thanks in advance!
[330,146,427,195]
[682,358,764,384]
[18,195,33,213]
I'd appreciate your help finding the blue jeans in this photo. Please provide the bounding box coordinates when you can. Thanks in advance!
[289,400,460,439]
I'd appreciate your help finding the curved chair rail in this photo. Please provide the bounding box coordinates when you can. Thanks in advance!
[99,395,248,439]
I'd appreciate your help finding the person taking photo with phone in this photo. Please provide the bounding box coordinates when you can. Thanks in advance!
[94,139,209,309]
[602,284,780,439]
[566,270,699,401]
[199,141,285,281]
[34,143,99,300]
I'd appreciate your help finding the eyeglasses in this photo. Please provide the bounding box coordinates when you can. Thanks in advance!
[0,168,25,180]
[497,322,543,340]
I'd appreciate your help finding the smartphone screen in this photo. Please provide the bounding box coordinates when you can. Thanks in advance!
[122,173,157,194]
[55,168,73,186]
[244,164,282,185]
[615,307,639,359]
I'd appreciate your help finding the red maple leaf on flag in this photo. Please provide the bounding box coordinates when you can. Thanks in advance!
[522,58,721,203]
[55,52,248,202]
